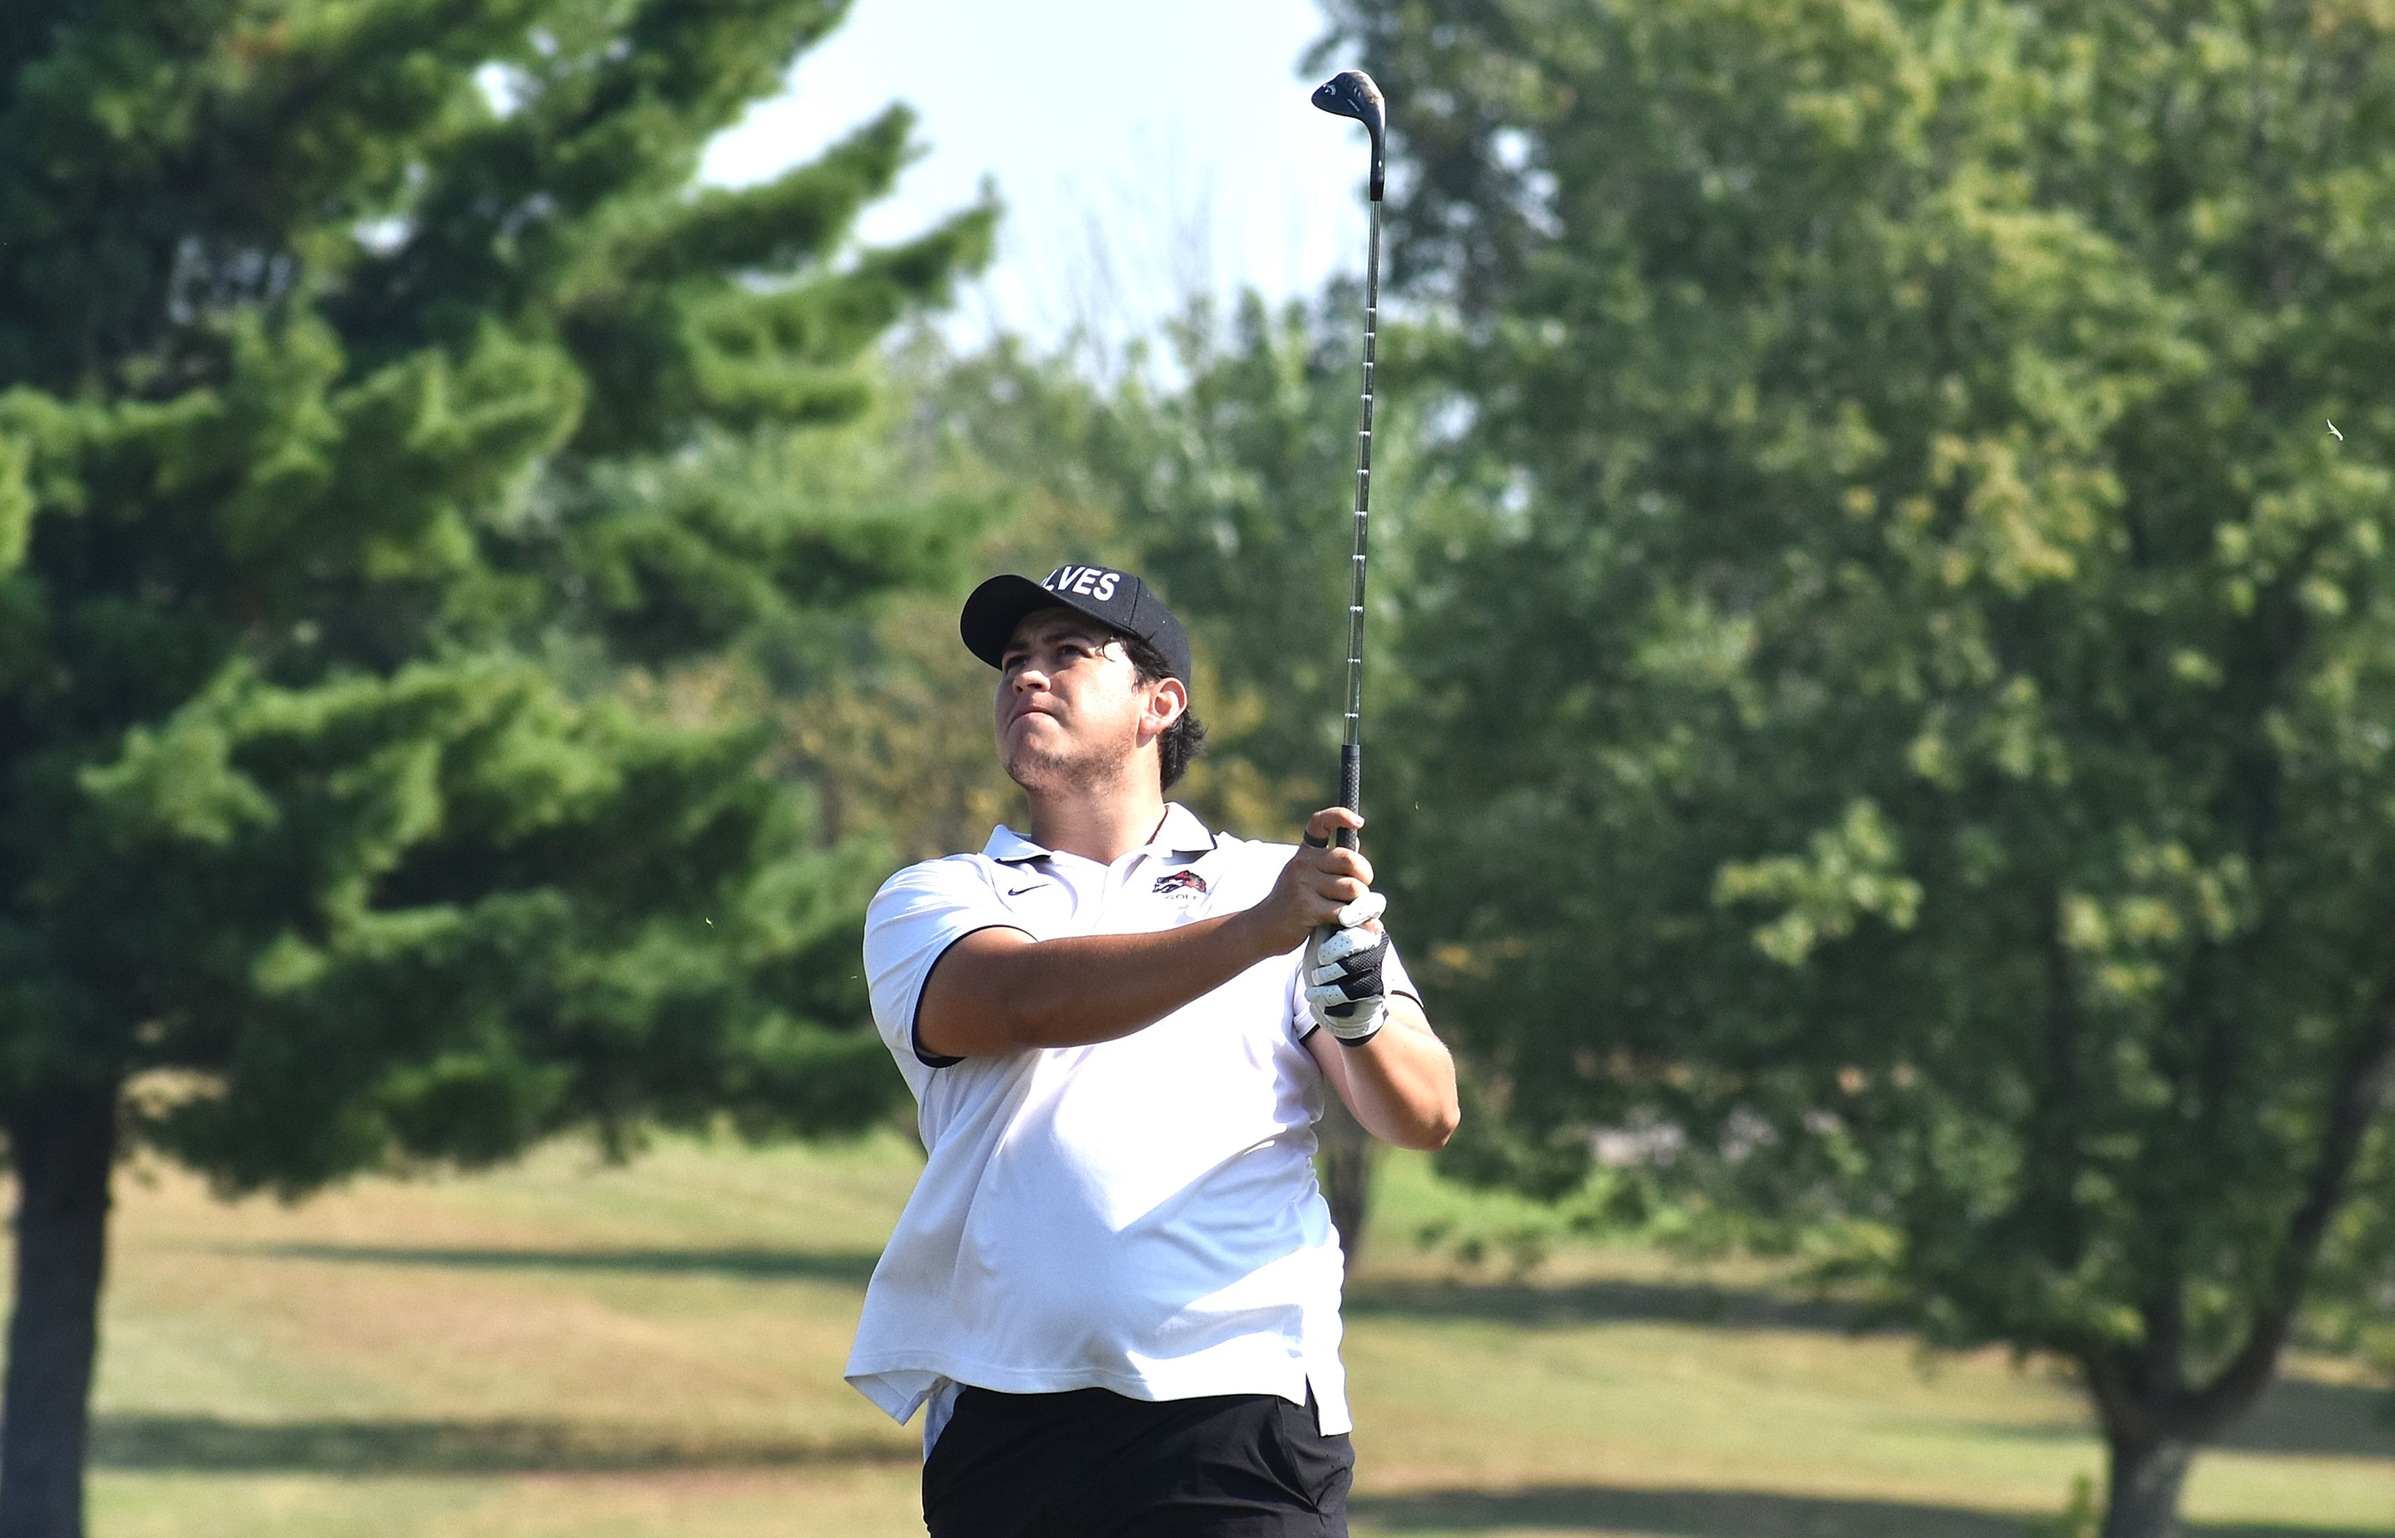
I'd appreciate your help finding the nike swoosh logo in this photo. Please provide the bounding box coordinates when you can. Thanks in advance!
[1006,884,1043,896]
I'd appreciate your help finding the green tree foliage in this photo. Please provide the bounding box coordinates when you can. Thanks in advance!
[1325,2,2395,1533]
[864,299,1462,842]
[762,336,1104,869]
[773,317,1326,860]
[1102,296,1406,828]
[0,3,990,1532]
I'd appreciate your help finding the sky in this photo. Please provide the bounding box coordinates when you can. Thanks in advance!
[701,0,1365,355]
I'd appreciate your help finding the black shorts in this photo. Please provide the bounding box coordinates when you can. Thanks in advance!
[921,1385,1353,1538]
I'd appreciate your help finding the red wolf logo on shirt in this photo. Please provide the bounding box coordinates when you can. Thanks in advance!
[1153,869,1210,900]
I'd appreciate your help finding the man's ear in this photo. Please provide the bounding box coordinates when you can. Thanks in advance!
[1144,676,1188,737]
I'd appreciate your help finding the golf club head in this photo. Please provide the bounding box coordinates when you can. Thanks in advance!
[1312,69,1386,201]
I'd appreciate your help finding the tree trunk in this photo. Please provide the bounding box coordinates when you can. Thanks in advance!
[1317,1094,1377,1278]
[2102,1431,2193,1538]
[0,1082,118,1538]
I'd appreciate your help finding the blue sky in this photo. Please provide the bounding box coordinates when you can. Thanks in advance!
[702,1,1364,352]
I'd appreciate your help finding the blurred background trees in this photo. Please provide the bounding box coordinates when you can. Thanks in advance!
[1314,2,2395,1534]
[5,2,2393,1537]
[0,2,988,1533]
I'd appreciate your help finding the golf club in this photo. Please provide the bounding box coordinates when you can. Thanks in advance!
[1312,69,1385,855]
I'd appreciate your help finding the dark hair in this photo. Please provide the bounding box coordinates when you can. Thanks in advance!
[1120,634,1207,791]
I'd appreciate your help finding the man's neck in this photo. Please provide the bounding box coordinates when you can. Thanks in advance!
[1025,784,1171,865]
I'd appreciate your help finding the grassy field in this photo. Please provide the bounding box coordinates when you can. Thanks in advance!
[33,1131,2390,1538]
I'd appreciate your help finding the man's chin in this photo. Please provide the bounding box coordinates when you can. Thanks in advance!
[1003,749,1071,793]
[1005,746,1120,798]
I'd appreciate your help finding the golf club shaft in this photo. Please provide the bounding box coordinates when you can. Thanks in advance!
[1335,196,1381,853]
[1311,68,1386,858]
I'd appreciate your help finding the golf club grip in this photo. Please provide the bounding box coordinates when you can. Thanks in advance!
[1335,743,1361,851]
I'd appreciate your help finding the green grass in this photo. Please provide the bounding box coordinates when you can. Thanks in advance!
[31,1134,2390,1537]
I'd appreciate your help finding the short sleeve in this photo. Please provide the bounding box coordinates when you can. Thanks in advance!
[1383,940,1422,1005]
[863,858,1033,1090]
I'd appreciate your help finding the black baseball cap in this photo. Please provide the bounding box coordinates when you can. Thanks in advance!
[960,563,1194,684]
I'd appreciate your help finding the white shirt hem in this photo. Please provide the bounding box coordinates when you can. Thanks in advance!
[847,1354,1352,1435]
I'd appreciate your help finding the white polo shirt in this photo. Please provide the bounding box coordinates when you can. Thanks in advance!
[843,804,1415,1448]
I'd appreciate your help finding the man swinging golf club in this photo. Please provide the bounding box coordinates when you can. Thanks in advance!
[845,70,1444,1538]
[843,556,1459,1537]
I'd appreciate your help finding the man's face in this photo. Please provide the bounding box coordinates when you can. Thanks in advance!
[995,608,1180,795]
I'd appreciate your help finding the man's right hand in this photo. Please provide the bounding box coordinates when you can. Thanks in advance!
[1243,807,1383,955]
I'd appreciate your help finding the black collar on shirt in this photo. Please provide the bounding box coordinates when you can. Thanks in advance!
[982,803,1219,866]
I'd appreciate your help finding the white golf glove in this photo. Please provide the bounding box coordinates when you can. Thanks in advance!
[1305,891,1389,1046]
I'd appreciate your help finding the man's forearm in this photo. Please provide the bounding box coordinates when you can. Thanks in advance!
[919,913,1285,1056]
[1311,998,1460,1150]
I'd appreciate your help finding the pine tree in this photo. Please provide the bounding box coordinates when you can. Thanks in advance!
[0,4,992,1533]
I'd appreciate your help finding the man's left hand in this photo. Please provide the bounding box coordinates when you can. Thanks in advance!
[1306,895,1389,1047]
